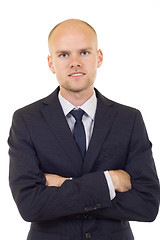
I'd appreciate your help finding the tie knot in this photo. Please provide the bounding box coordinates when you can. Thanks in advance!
[70,109,85,121]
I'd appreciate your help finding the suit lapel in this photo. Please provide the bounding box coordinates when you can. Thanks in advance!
[82,90,118,174]
[40,88,83,176]
[40,87,118,176]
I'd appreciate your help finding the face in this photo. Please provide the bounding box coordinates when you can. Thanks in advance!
[48,22,103,95]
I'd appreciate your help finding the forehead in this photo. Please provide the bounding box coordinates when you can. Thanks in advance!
[49,22,97,53]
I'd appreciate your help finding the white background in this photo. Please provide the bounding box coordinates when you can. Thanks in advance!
[0,0,160,239]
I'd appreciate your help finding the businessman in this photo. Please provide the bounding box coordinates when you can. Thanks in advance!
[8,19,160,240]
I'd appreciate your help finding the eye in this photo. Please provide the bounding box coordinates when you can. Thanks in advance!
[81,51,89,56]
[59,53,68,58]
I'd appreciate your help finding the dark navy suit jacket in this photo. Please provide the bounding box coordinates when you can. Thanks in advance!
[8,87,160,240]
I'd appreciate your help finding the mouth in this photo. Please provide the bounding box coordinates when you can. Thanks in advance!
[68,72,86,78]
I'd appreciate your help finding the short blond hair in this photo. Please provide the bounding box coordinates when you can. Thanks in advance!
[48,19,97,42]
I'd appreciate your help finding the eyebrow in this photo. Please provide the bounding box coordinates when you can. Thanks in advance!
[55,48,94,54]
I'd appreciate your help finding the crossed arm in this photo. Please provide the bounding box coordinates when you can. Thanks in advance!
[9,109,160,222]
[45,170,132,193]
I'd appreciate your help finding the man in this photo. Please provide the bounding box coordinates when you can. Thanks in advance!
[8,19,160,240]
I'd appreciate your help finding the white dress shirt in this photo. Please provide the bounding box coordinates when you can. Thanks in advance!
[58,91,116,200]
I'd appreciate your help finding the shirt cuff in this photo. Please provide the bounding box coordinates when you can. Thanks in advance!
[104,171,116,200]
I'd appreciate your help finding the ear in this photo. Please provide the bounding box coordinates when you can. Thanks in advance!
[48,55,56,74]
[97,49,103,68]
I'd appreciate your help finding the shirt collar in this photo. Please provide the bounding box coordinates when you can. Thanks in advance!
[58,90,97,120]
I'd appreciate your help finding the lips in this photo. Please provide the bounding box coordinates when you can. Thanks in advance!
[68,72,86,77]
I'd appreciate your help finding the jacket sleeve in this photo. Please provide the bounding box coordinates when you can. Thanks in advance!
[8,110,111,222]
[93,110,160,222]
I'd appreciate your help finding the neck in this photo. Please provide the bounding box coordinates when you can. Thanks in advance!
[60,86,94,106]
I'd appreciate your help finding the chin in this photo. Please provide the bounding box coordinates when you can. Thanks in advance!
[61,80,94,94]
[70,86,90,93]
[62,84,85,93]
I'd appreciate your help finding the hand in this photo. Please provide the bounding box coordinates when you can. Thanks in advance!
[44,173,70,187]
[109,170,132,192]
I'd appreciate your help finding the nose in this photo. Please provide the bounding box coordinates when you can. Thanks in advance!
[70,55,82,68]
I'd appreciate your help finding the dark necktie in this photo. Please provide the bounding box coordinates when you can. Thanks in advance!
[70,109,86,159]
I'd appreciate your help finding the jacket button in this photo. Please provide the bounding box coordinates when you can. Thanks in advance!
[84,207,90,212]
[96,203,101,209]
[85,232,92,239]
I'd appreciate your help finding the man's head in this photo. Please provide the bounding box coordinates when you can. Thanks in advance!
[48,19,103,96]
